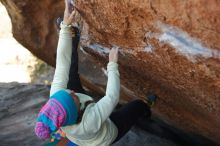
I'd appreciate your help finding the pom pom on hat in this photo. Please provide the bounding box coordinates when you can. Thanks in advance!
[35,122,50,139]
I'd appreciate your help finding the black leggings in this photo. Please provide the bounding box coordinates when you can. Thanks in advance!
[67,27,85,94]
[110,100,151,144]
[67,28,151,144]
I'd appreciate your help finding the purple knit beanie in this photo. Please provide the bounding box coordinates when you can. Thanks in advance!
[35,90,78,139]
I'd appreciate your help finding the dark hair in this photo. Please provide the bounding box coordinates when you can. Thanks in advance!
[76,100,94,123]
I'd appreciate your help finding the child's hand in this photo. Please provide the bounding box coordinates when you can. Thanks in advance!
[63,0,75,25]
[109,47,119,63]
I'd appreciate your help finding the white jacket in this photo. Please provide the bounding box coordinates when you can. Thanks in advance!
[50,22,120,146]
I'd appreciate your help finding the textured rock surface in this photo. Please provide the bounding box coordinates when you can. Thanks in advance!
[77,0,220,144]
[1,0,220,144]
[0,83,48,145]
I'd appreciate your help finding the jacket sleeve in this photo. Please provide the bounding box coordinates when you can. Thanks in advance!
[50,22,73,96]
[83,62,120,134]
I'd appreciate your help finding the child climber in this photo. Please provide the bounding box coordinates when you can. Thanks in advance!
[35,0,157,145]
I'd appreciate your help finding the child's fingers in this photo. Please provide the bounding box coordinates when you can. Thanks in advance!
[112,46,119,54]
[65,0,74,13]
[115,47,119,53]
[69,10,76,21]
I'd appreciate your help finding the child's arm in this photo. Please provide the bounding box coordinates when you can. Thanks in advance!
[83,48,120,133]
[50,23,73,96]
[50,1,76,96]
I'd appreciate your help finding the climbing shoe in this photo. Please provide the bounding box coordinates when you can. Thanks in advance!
[145,94,158,107]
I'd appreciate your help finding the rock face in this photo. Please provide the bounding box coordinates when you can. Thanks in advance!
[0,83,48,145]
[1,0,220,144]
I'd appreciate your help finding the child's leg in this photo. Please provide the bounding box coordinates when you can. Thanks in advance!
[67,27,85,94]
[110,100,151,143]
